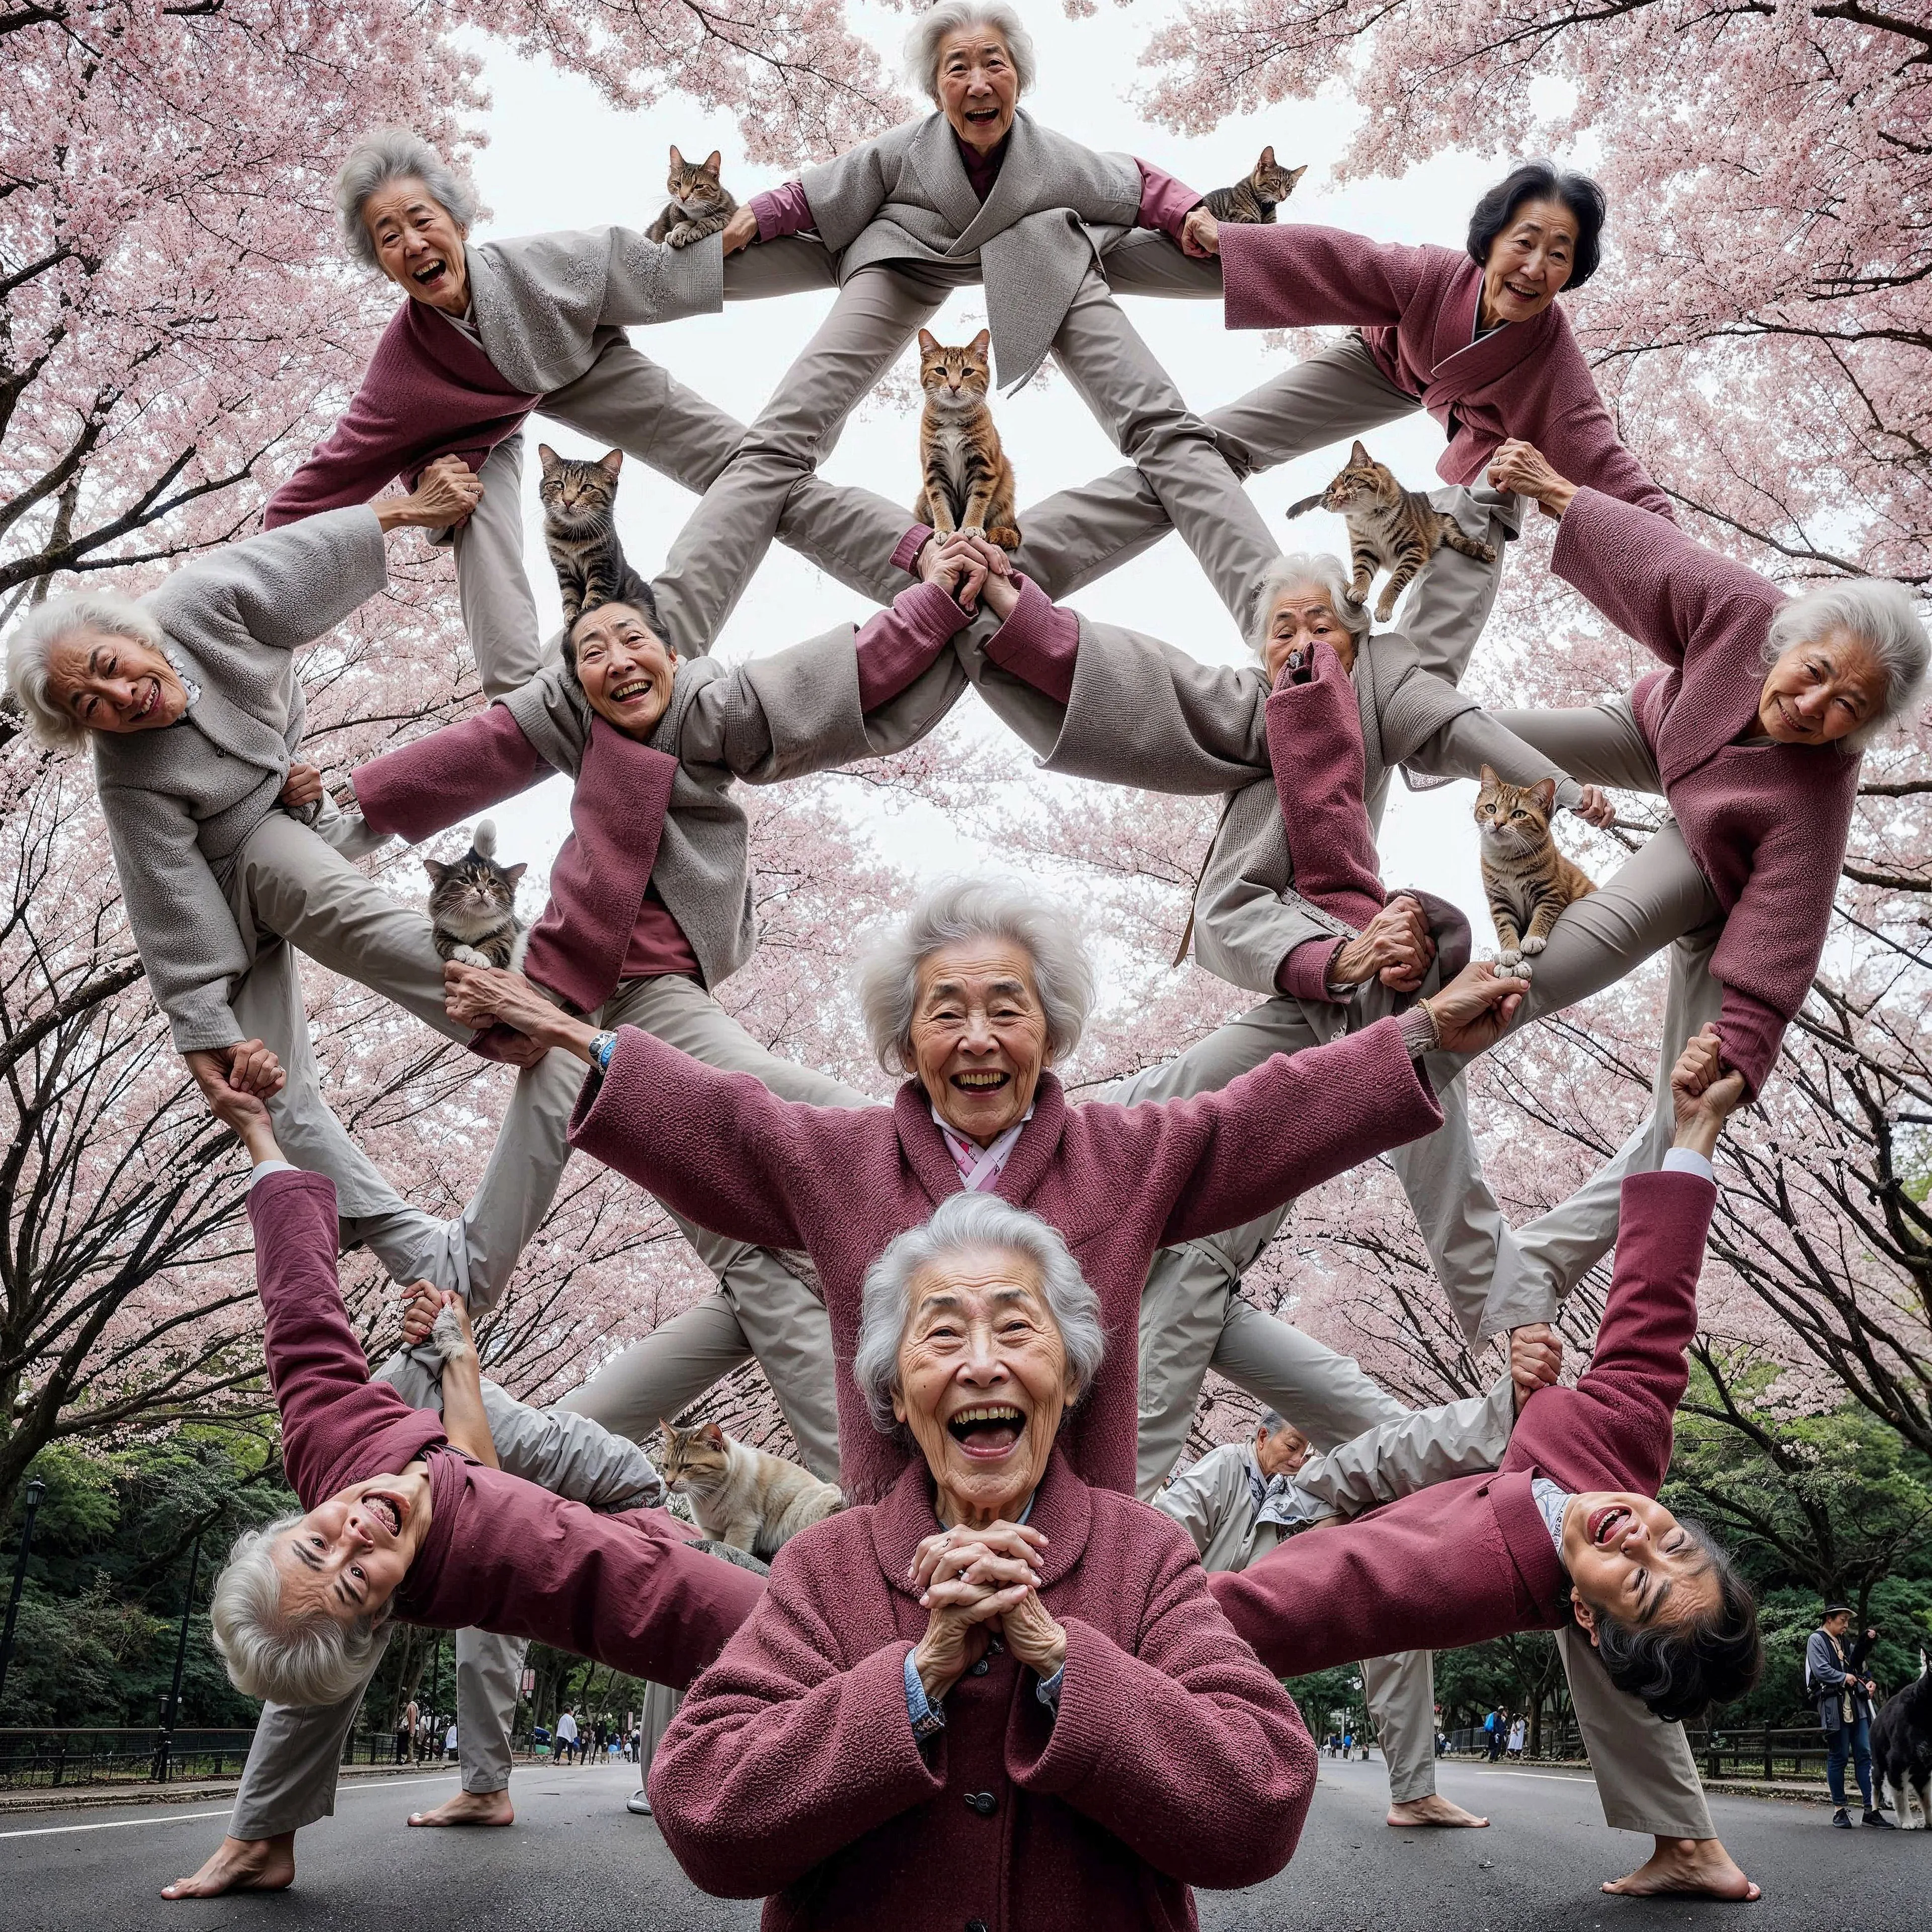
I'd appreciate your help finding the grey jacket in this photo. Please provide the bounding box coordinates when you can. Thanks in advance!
[466,226,723,397]
[496,622,962,993]
[92,509,388,1052]
[962,612,1583,999]
[1805,1628,1871,1732]
[1155,1373,1516,1574]
[801,108,1141,389]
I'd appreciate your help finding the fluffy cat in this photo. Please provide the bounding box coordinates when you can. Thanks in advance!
[1287,441,1499,623]
[536,444,653,626]
[646,145,736,249]
[658,1420,842,1559]
[913,328,1020,550]
[1474,768,1596,970]
[1202,145,1307,225]
[425,819,528,971]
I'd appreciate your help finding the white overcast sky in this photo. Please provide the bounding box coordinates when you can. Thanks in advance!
[463,4,1575,943]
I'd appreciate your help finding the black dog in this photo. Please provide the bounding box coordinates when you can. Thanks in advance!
[1871,1657,1932,1830]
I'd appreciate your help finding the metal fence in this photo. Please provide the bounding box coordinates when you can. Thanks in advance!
[1440,1722,1834,1784]
[0,1726,432,1791]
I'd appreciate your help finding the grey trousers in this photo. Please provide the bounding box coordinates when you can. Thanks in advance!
[692,256,1280,625]
[1362,1649,1439,1806]
[228,1355,661,1837]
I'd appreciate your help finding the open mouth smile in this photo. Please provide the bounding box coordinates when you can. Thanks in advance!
[951,1070,1009,1092]
[413,259,450,288]
[1587,1503,1634,1547]
[611,678,657,704]
[947,1404,1024,1458]
[361,1491,406,1538]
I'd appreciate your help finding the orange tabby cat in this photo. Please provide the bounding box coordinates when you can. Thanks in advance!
[1474,767,1596,969]
[658,1419,841,1559]
[913,328,1019,549]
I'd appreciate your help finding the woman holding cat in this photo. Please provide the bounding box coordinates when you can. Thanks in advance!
[1,492,562,1313]
[443,873,1530,1509]
[648,1192,1315,1927]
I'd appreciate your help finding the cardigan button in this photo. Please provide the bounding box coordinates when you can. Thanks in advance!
[969,1657,991,1676]
[965,1790,997,1817]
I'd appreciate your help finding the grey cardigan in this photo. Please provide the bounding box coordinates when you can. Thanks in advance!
[960,610,1582,997]
[493,623,962,994]
[93,509,389,1053]
[801,107,1140,389]
[465,226,723,396]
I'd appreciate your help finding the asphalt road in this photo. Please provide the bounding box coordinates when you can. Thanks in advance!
[3,1758,1923,1931]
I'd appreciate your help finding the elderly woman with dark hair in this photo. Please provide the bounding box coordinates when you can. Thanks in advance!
[445,873,1527,1507]
[649,1192,1315,1927]
[705,2,1279,622]
[264,129,852,695]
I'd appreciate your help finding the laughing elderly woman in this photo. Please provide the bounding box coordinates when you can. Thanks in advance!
[265,129,849,695]
[649,1193,1314,1928]
[705,2,1279,621]
[1,499,550,1304]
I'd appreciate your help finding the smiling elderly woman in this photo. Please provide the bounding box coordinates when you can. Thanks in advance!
[263,128,847,696]
[647,1193,1315,1929]
[701,1,1279,622]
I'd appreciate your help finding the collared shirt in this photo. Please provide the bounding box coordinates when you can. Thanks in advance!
[165,648,202,712]
[1246,1451,1329,1535]
[1531,1476,1570,1555]
[932,1104,1033,1192]
[439,305,486,351]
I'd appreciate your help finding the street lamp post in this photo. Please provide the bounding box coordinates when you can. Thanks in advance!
[153,1530,204,1784]
[0,1476,48,1709]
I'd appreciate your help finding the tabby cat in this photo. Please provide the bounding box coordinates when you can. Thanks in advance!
[536,444,653,625]
[646,145,737,249]
[658,1420,842,1559]
[425,819,528,971]
[1202,145,1308,225]
[1286,441,1499,622]
[913,328,1020,550]
[1474,767,1596,969]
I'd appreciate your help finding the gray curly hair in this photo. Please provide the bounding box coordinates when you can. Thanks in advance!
[856,875,1095,1076]
[1762,578,1929,755]
[335,129,479,271]
[851,1192,1107,1431]
[904,2,1036,101]
[1244,552,1372,659]
[209,1515,390,1706]
[4,588,167,754]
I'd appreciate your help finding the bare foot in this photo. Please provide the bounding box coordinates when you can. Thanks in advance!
[1388,1794,1490,1828]
[1602,1835,1759,1901]
[161,1833,294,1899]
[408,1786,514,1827]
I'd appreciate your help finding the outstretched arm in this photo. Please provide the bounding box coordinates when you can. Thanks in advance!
[399,1286,499,1469]
[344,703,546,844]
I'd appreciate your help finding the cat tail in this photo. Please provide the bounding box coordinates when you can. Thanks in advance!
[472,818,498,859]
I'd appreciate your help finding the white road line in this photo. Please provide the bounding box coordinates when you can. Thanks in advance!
[0,1774,458,1839]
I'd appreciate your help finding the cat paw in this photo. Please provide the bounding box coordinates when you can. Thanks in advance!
[960,524,987,539]
[451,945,490,968]
[1477,542,1498,564]
[667,222,703,248]
[1496,948,1523,970]
[1519,935,1548,956]
[1374,595,1399,623]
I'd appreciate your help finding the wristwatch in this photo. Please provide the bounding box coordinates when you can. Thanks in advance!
[588,1029,618,1073]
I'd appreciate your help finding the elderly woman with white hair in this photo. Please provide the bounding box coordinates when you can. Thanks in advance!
[705,2,1279,622]
[264,128,860,695]
[192,1072,762,1732]
[1,496,556,1304]
[648,1193,1315,1928]
[446,872,1527,1509]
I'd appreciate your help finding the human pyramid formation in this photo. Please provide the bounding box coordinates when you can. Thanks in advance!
[9,4,1929,1920]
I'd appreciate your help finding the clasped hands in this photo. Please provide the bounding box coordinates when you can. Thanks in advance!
[906,1520,1065,1704]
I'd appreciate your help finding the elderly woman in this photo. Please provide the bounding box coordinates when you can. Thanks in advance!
[649,1192,1314,1926]
[0,498,555,1302]
[196,1076,762,1722]
[707,3,1278,622]
[446,873,1526,1506]
[265,130,846,694]
[1181,158,1672,524]
[330,520,986,1470]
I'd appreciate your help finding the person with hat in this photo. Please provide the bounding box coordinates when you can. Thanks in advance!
[1807,1604,1894,1828]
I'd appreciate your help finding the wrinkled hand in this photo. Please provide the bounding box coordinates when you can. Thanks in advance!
[720,204,760,255]
[919,531,991,613]
[444,961,557,1041]
[956,534,1019,621]
[185,1041,284,1150]
[1330,897,1433,993]
[400,1281,463,1349]
[1669,1024,1747,1147]
[1426,959,1530,1054]
[1181,206,1220,258]
[409,456,484,530]
[913,1533,1039,1703]
[1508,1323,1563,1412]
[1571,784,1616,829]
[1486,440,1576,519]
[279,762,324,809]
[908,1519,1049,1594]
[1000,1583,1067,1681]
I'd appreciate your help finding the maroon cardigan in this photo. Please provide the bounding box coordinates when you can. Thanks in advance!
[1210,1169,1715,1672]
[251,1168,761,1683]
[1219,222,1673,520]
[569,1020,1442,1505]
[650,1447,1313,1929]
[264,301,537,525]
[1552,489,1862,1094]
